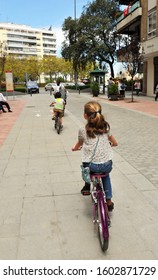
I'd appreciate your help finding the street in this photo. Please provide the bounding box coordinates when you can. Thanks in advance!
[0,89,158,260]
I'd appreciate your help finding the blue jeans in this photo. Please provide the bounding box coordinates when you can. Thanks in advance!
[83,160,113,199]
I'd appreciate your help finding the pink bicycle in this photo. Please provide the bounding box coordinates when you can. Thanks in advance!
[90,173,110,252]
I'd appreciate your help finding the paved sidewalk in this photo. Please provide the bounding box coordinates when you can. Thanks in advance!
[0,92,157,148]
[98,93,158,117]
[0,97,27,147]
[0,91,158,260]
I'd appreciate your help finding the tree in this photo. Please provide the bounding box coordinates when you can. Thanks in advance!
[118,34,143,102]
[25,57,43,83]
[62,0,120,77]
[0,43,6,90]
[42,56,58,82]
[5,56,25,82]
[59,58,74,81]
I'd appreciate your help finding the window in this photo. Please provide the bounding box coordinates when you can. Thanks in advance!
[148,8,157,38]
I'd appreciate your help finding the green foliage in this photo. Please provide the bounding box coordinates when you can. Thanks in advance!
[14,87,26,93]
[90,81,99,96]
[62,0,120,78]
[120,35,142,79]
[56,77,65,83]
[108,83,118,95]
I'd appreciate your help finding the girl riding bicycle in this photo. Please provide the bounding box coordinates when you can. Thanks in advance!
[50,91,65,126]
[72,101,118,211]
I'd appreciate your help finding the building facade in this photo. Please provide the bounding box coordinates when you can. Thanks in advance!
[117,0,158,96]
[0,22,56,58]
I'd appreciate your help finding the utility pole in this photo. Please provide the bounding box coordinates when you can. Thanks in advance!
[74,0,78,90]
[74,0,76,22]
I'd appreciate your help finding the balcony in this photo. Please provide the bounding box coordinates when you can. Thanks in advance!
[119,0,131,4]
[117,1,142,34]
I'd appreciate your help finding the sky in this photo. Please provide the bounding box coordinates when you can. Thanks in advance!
[0,0,123,75]
[0,0,89,56]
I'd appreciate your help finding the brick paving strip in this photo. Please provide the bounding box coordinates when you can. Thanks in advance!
[0,98,27,147]
[99,96,158,117]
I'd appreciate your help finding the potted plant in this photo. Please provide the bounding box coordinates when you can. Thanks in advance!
[108,83,118,100]
[91,81,99,97]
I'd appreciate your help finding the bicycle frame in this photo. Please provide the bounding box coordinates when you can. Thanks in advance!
[90,173,110,251]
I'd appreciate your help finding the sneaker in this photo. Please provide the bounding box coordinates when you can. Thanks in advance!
[3,110,7,113]
[107,203,114,212]
[81,185,90,196]
[106,199,114,212]
[8,110,12,112]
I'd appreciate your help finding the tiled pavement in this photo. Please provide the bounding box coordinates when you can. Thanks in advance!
[1,93,157,148]
[99,95,158,117]
[96,94,158,187]
[0,91,158,260]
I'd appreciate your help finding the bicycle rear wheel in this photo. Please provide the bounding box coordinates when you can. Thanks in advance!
[56,116,61,134]
[54,118,57,129]
[97,191,109,251]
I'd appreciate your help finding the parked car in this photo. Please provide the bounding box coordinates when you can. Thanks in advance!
[26,81,39,93]
[65,82,75,87]
[77,82,85,86]
[65,82,85,87]
[81,78,90,84]
[45,83,56,91]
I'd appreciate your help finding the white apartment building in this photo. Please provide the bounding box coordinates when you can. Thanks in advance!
[0,22,57,58]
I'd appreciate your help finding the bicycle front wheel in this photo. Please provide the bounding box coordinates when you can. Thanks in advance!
[97,191,109,251]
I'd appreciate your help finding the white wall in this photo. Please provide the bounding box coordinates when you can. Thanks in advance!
[148,0,156,10]
[147,57,154,96]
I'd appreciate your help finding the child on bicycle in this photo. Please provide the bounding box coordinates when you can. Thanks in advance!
[72,101,118,211]
[50,91,65,126]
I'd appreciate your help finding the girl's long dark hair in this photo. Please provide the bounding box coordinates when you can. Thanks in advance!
[84,101,110,138]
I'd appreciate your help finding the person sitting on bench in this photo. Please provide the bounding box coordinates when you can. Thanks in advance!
[0,92,12,112]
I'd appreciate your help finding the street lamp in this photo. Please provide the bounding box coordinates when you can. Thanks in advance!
[74,0,76,22]
[74,0,78,90]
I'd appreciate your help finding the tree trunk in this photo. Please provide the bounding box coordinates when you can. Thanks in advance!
[109,62,114,78]
[131,77,134,102]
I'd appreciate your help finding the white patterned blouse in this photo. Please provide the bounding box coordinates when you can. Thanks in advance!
[78,126,113,163]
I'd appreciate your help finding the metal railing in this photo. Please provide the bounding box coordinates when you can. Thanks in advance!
[117,1,141,24]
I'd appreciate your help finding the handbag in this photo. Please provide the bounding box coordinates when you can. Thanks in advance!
[81,165,91,184]
[80,137,99,183]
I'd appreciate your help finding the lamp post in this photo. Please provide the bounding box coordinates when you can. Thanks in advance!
[74,0,76,22]
[74,0,78,90]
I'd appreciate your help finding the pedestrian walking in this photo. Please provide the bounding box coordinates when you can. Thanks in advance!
[134,80,141,96]
[118,79,126,98]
